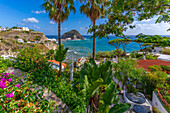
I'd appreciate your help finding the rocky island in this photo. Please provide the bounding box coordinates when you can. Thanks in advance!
[61,29,84,41]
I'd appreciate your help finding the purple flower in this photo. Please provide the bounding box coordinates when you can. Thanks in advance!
[15,84,20,88]
[8,78,12,82]
[6,91,14,98]
[0,78,7,83]
[4,73,9,78]
[11,72,14,75]
[0,83,6,89]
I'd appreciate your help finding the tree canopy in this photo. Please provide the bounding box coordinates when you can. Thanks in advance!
[88,0,169,38]
[42,0,76,23]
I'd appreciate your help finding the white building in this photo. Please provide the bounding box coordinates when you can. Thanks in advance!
[48,38,57,42]
[18,39,24,43]
[152,47,162,53]
[12,27,29,31]
[21,27,29,31]
[0,28,6,31]
[12,29,22,31]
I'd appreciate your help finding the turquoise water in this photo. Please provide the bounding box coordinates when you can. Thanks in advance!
[46,35,140,57]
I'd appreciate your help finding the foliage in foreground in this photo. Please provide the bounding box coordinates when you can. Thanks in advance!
[14,47,86,112]
[79,58,131,113]
[0,58,55,112]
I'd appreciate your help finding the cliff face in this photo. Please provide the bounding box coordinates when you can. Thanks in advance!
[62,29,84,40]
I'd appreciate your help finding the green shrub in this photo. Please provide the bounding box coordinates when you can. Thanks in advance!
[152,107,161,113]
[162,48,170,55]
[23,38,27,43]
[127,84,139,94]
[14,47,86,112]
[14,36,20,39]
[23,31,30,34]
[148,65,161,72]
[35,36,41,41]
[161,65,170,71]
[146,54,157,59]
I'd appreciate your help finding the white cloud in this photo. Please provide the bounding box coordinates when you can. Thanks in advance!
[49,21,55,24]
[32,10,46,14]
[141,19,152,22]
[125,22,170,35]
[125,17,170,35]
[22,17,39,23]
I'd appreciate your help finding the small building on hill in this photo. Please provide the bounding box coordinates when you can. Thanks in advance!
[48,60,67,70]
[0,28,6,31]
[12,27,29,31]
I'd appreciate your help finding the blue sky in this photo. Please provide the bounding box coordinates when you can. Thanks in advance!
[0,0,169,35]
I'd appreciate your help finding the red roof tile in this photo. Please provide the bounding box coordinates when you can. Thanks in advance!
[48,60,67,68]
[138,60,170,71]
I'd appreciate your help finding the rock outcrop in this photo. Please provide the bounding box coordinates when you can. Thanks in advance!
[62,29,84,40]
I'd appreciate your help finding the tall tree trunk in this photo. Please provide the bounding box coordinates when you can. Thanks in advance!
[93,21,96,60]
[58,20,61,45]
[59,62,62,77]
[122,76,128,90]
[58,20,61,77]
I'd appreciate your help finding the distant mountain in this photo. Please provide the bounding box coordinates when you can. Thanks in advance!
[62,29,84,40]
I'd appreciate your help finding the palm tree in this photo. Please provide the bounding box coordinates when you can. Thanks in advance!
[80,0,106,60]
[42,0,75,76]
[42,0,75,45]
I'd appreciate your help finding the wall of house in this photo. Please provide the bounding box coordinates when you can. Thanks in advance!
[152,91,168,113]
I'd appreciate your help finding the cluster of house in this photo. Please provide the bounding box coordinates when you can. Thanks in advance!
[17,39,42,44]
[12,27,29,31]
[0,27,29,32]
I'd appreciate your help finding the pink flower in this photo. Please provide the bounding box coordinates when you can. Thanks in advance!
[11,72,14,75]
[0,83,6,89]
[15,84,20,88]
[8,78,12,82]
[4,73,9,78]
[0,78,7,83]
[6,91,14,98]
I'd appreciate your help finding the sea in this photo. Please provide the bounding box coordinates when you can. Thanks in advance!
[46,35,169,60]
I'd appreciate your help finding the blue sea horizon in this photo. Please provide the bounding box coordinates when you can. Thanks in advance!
[46,35,170,58]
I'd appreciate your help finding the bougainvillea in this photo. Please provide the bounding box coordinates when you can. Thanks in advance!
[0,72,55,112]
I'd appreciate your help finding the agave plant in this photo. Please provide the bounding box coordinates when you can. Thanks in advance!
[80,58,130,113]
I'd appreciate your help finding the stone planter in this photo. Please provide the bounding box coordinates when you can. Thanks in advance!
[152,91,169,113]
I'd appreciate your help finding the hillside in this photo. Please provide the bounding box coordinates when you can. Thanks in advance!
[0,31,57,55]
[0,31,47,41]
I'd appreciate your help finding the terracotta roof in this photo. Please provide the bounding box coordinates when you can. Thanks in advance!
[138,60,170,71]
[48,60,67,68]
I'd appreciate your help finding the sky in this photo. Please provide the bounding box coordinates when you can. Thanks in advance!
[0,0,169,35]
